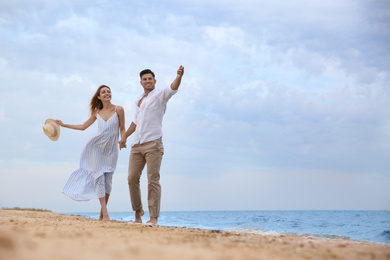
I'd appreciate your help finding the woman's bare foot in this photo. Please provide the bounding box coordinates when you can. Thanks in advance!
[101,208,110,221]
[99,209,103,221]
[134,209,144,223]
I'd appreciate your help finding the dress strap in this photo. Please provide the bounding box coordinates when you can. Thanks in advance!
[115,106,117,112]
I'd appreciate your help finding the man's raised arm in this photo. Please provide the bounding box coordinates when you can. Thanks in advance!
[170,65,184,91]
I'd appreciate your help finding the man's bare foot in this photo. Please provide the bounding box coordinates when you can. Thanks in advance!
[146,217,158,225]
[134,209,144,223]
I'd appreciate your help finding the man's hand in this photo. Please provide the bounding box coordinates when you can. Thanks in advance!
[177,65,184,77]
[171,65,184,90]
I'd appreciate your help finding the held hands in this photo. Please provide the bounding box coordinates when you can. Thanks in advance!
[118,138,127,150]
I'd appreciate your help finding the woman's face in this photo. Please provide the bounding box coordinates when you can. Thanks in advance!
[98,87,112,101]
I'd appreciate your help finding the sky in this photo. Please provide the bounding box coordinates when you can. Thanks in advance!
[0,0,389,213]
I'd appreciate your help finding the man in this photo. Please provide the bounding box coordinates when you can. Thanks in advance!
[119,65,184,224]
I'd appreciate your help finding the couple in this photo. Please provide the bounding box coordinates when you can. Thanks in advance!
[56,66,184,224]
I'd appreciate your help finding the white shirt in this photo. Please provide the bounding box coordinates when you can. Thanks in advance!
[131,87,178,146]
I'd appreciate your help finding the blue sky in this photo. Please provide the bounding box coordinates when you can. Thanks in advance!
[1,0,389,213]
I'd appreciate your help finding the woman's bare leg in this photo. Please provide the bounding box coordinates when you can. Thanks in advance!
[99,193,110,221]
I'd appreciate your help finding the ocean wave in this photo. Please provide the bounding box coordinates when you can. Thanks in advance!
[65,210,390,244]
[229,228,351,241]
[228,228,283,236]
[379,230,390,241]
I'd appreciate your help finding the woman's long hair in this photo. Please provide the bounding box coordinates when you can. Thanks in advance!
[89,85,111,116]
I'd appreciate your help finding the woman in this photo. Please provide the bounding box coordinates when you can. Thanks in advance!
[56,85,125,221]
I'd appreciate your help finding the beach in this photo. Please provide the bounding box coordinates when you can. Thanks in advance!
[1,209,389,260]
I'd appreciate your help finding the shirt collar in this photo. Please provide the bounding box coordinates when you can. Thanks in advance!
[137,88,156,101]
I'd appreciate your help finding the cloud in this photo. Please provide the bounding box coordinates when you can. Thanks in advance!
[0,0,389,211]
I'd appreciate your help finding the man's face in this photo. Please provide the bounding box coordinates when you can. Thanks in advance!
[140,73,156,92]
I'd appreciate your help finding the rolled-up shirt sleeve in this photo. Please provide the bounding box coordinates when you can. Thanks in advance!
[161,86,178,102]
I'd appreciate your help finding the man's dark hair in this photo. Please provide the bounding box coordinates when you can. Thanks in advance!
[140,69,155,79]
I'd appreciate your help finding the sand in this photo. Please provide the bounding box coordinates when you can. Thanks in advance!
[0,209,389,260]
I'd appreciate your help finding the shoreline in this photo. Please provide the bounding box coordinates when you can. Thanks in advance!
[66,210,390,245]
[1,209,390,260]
[64,213,384,246]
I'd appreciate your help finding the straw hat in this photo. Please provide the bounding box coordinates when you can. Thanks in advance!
[43,119,60,141]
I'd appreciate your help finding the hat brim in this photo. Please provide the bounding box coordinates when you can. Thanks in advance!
[43,119,60,141]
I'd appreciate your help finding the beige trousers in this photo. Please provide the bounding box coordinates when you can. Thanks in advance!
[127,137,164,218]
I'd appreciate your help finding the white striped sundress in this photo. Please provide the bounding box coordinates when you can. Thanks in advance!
[62,106,120,201]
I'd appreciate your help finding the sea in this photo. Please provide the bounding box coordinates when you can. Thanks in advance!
[68,210,390,245]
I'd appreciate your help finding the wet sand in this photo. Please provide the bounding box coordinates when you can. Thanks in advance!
[0,209,389,260]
